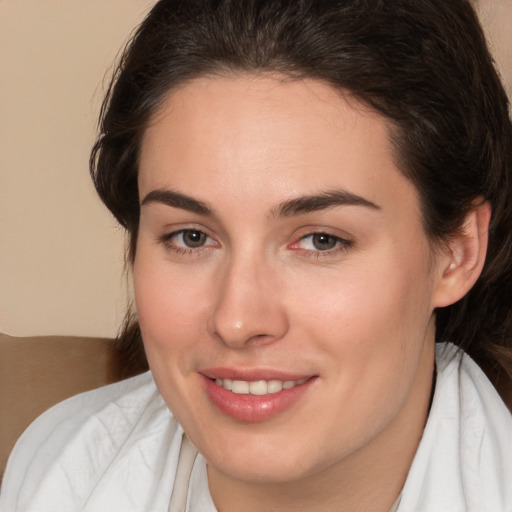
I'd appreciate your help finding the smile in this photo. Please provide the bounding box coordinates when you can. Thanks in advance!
[202,373,316,422]
[214,378,308,396]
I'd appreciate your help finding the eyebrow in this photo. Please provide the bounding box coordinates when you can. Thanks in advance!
[271,189,381,218]
[140,187,380,218]
[141,189,213,216]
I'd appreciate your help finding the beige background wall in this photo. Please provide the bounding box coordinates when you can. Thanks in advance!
[0,0,510,339]
[0,1,157,338]
[476,0,512,103]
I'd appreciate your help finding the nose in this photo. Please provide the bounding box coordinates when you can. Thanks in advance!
[207,252,289,349]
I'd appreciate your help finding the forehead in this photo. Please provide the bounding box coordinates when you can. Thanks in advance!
[138,74,419,220]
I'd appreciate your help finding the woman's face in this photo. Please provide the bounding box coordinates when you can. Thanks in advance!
[134,75,446,487]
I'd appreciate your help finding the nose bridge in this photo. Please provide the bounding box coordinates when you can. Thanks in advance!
[208,245,287,348]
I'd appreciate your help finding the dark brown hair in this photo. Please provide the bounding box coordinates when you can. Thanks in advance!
[90,0,512,391]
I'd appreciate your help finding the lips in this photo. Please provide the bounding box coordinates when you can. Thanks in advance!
[199,369,316,422]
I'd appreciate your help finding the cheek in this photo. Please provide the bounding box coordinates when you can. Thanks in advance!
[289,252,435,387]
[133,252,208,358]
[293,261,430,337]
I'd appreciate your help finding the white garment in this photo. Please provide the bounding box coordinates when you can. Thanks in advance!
[1,343,511,511]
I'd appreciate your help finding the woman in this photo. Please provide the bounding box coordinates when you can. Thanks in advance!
[2,0,511,510]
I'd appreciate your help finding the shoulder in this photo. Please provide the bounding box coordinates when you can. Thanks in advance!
[438,344,512,487]
[0,372,184,512]
[436,342,512,431]
[399,343,512,512]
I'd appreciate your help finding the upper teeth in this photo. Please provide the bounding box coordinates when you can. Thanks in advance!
[215,378,307,395]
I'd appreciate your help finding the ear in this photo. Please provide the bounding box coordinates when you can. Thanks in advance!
[432,199,491,308]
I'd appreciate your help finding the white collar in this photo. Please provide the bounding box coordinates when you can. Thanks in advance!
[397,343,512,511]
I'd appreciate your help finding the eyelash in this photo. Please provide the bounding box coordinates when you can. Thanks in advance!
[159,229,353,258]
[159,229,217,256]
[292,232,354,257]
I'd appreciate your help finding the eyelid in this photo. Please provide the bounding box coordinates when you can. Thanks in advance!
[289,227,354,254]
[159,226,219,252]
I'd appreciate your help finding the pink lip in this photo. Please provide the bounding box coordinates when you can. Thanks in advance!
[199,370,317,422]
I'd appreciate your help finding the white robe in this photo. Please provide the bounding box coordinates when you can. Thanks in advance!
[1,343,511,511]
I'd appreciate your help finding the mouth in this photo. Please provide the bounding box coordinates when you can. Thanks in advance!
[199,371,316,422]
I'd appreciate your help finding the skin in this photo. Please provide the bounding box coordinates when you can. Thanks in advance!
[133,75,484,511]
